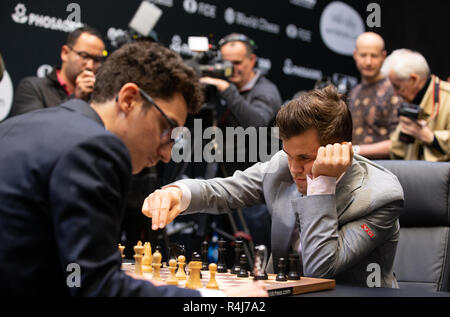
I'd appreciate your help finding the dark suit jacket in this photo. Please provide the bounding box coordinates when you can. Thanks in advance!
[0,100,200,296]
[9,67,70,118]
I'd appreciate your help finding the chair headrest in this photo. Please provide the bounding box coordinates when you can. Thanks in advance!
[376,160,450,227]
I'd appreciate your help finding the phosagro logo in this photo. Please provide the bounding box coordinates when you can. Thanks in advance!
[11,3,83,33]
[11,3,28,23]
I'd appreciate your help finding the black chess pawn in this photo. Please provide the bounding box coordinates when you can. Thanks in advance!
[237,254,249,278]
[217,239,228,273]
[288,254,301,280]
[276,257,288,282]
[231,238,243,274]
[201,241,209,271]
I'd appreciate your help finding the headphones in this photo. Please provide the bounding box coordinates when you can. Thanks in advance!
[218,33,258,53]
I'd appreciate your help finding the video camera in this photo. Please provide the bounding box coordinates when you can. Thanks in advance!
[185,36,233,80]
[397,102,421,143]
[314,74,356,97]
[111,1,162,49]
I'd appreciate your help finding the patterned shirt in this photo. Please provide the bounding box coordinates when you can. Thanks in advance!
[348,77,401,144]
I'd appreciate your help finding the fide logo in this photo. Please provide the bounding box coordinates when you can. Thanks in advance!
[183,0,198,14]
[12,3,28,24]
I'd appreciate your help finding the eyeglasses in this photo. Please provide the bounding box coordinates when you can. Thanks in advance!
[138,88,183,146]
[68,46,106,64]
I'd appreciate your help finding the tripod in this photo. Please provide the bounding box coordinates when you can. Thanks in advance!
[162,97,256,268]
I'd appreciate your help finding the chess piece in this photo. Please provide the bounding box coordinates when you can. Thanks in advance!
[185,253,202,289]
[142,242,153,273]
[166,259,179,286]
[118,244,125,260]
[253,245,268,281]
[288,253,301,280]
[237,254,249,278]
[155,245,163,267]
[133,241,145,276]
[176,255,187,280]
[217,239,228,273]
[276,257,288,282]
[206,263,219,289]
[231,238,243,274]
[201,241,209,271]
[152,250,162,280]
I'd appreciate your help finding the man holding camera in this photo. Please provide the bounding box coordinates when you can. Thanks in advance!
[198,33,282,248]
[382,49,449,161]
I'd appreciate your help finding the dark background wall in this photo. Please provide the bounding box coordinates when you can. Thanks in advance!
[1,0,450,121]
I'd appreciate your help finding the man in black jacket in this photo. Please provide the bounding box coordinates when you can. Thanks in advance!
[8,26,105,117]
[0,41,267,297]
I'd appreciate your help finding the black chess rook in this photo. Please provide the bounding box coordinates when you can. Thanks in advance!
[288,253,301,280]
[276,257,288,282]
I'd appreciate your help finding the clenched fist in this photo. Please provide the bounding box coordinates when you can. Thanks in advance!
[311,143,353,179]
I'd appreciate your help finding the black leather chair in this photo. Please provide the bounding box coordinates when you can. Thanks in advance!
[376,160,450,291]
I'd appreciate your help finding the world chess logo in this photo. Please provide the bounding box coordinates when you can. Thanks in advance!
[224,7,236,24]
[11,3,28,24]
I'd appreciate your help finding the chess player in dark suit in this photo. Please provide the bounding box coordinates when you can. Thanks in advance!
[0,41,267,297]
[144,85,404,288]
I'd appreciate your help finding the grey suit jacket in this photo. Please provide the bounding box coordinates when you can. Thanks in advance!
[177,152,404,288]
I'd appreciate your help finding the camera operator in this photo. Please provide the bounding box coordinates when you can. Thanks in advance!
[198,33,282,249]
[199,33,282,170]
[381,49,449,161]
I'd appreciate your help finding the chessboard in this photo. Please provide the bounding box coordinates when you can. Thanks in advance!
[121,261,336,297]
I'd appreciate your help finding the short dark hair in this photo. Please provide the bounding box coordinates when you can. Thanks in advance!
[276,85,352,145]
[91,41,204,113]
[66,26,103,47]
[219,33,257,56]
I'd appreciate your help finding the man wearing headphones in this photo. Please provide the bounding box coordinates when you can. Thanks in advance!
[199,33,282,250]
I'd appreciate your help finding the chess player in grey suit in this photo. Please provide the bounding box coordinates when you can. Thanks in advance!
[143,86,404,288]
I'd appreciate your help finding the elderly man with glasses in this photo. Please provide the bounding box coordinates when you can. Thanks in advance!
[8,26,106,118]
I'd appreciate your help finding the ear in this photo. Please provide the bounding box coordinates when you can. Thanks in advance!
[409,73,420,85]
[116,83,141,115]
[61,45,70,63]
[249,53,257,67]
